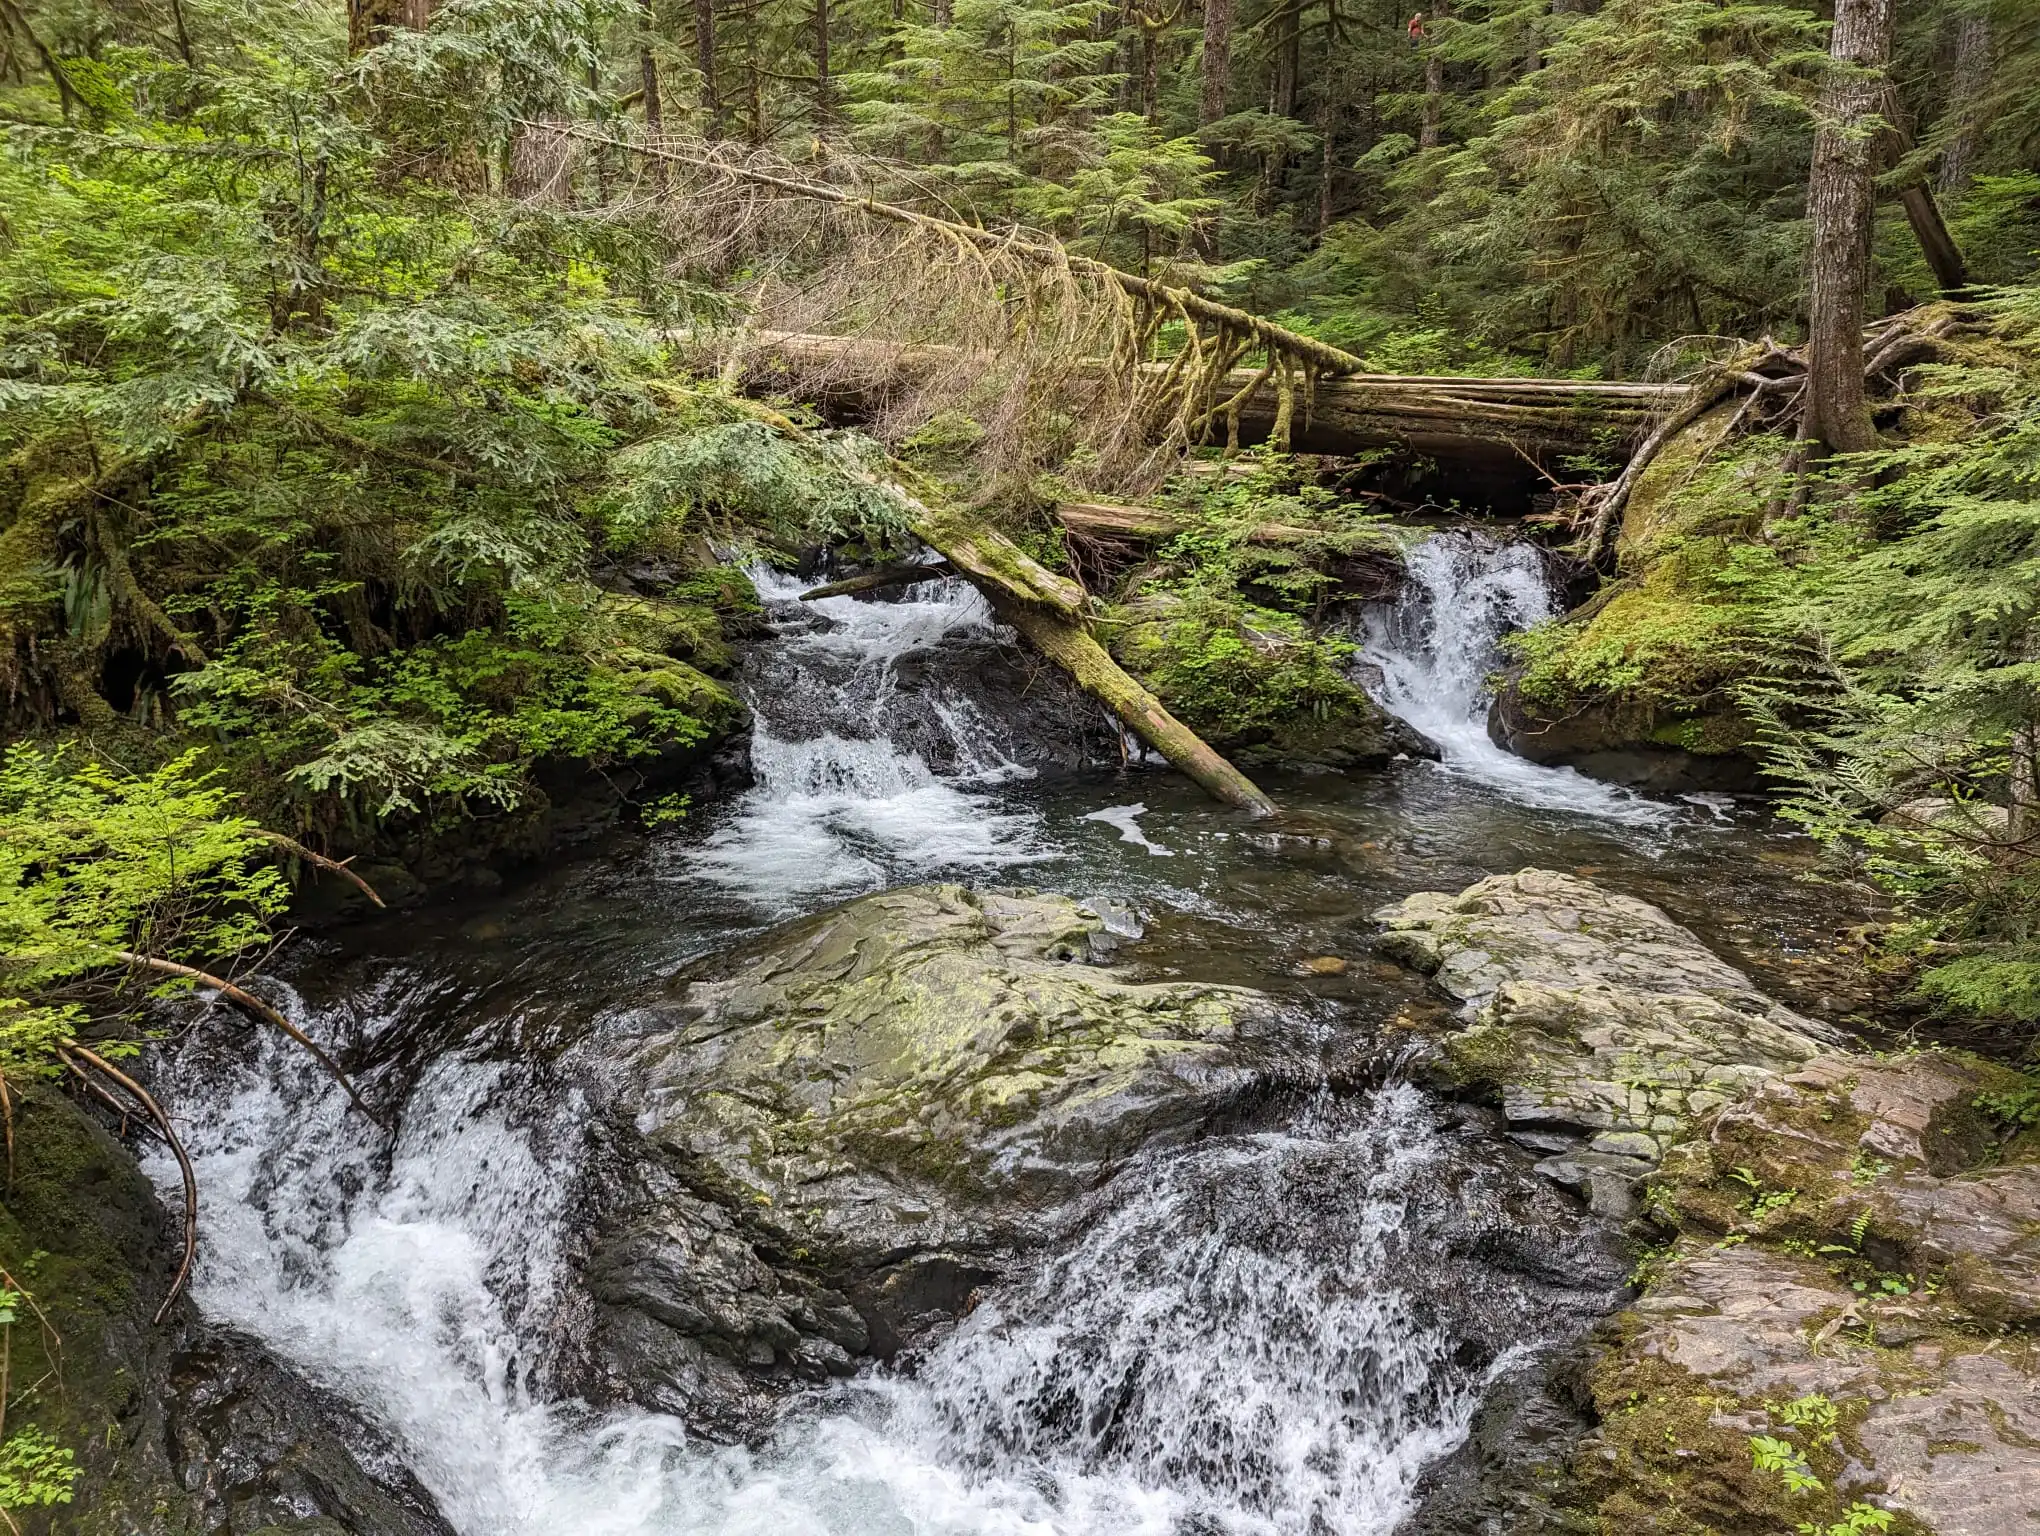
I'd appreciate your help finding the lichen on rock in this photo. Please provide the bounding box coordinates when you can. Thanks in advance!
[1583,1047,2040,1536]
[584,882,1299,1434]
[1374,869,1840,1212]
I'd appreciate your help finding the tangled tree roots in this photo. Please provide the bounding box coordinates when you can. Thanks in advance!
[1581,310,1966,564]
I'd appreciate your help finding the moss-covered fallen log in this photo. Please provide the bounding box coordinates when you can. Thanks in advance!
[801,499,1278,816]
[987,593,1278,818]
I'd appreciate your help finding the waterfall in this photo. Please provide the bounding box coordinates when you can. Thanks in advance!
[1365,533,1672,825]
[690,567,1048,909]
[147,1009,1582,1536]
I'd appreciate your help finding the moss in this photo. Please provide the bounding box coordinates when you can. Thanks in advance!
[0,1089,189,1534]
[1107,599,1402,767]
[1508,410,1791,736]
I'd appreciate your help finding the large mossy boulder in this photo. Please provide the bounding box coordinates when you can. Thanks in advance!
[1108,596,1429,771]
[1374,869,1840,1212]
[583,882,1298,1434]
[1488,405,1776,793]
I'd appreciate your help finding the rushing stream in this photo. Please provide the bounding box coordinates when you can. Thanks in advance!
[144,532,1864,1535]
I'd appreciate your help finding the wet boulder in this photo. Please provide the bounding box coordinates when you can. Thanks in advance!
[1374,869,1841,1213]
[584,882,1298,1434]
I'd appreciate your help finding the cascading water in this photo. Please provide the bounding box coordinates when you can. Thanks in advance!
[1365,532,1673,825]
[123,552,1688,1536]
[150,1004,1613,1536]
[689,567,1049,909]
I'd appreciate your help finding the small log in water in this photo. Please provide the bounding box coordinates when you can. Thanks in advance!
[798,561,954,600]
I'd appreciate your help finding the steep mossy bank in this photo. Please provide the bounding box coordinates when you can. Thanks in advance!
[1107,594,1425,773]
[1488,402,1778,792]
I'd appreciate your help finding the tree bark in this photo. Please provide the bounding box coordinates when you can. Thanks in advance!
[1938,6,1991,194]
[1199,0,1232,125]
[814,0,831,135]
[639,0,665,148]
[1898,183,1969,295]
[694,0,721,136]
[346,0,429,53]
[1804,0,1896,456]
[1419,0,1450,149]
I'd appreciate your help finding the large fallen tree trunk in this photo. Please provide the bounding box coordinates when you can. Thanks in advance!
[739,332,1680,464]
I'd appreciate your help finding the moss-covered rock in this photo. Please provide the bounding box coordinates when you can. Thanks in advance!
[1107,596,1427,771]
[583,882,1304,1434]
[1489,406,1780,792]
[1575,1048,2040,1536]
[1373,869,1840,1211]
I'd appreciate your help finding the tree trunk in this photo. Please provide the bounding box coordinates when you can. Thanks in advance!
[814,0,830,135]
[1898,183,1969,295]
[1419,0,1449,149]
[1317,97,1336,234]
[641,17,664,145]
[906,515,1276,816]
[347,0,429,53]
[694,0,720,135]
[1141,20,1161,124]
[1938,6,1991,194]
[1805,0,1896,457]
[1199,0,1232,125]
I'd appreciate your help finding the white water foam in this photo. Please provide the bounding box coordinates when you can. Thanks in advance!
[1081,802,1173,856]
[1365,533,1675,826]
[148,1017,1514,1536]
[689,568,1048,909]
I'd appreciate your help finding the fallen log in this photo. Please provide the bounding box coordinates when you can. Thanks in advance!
[795,498,1278,816]
[738,332,1680,464]
[988,593,1279,820]
[732,398,1279,816]
[799,561,954,600]
[1060,499,1378,548]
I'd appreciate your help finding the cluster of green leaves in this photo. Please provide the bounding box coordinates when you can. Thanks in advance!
[0,745,287,1077]
[0,0,922,839]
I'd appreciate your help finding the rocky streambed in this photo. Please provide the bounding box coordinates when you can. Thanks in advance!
[26,551,2035,1536]
[31,848,2037,1536]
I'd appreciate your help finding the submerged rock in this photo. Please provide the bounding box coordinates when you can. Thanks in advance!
[584,882,1300,1434]
[1373,869,1841,1213]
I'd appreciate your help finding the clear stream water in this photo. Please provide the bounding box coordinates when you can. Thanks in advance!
[144,534,1870,1536]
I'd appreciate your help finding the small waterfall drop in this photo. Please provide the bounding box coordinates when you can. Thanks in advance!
[1366,533,1672,825]
[690,567,1049,909]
